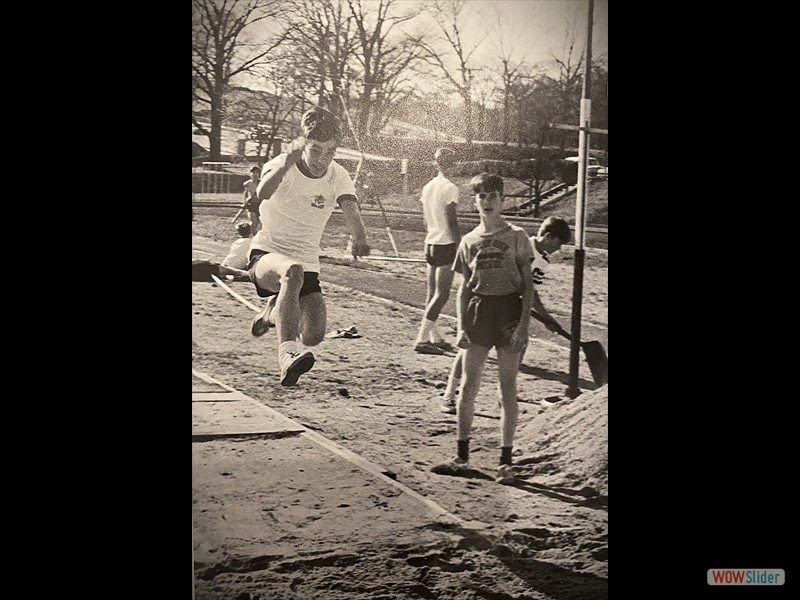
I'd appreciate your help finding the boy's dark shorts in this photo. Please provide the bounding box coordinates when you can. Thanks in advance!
[464,293,522,349]
[425,243,458,267]
[247,249,322,298]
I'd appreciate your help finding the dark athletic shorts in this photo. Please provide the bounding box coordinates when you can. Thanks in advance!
[247,249,322,298]
[464,293,522,349]
[425,243,458,267]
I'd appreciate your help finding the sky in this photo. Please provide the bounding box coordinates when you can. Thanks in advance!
[458,1,608,67]
[237,0,607,103]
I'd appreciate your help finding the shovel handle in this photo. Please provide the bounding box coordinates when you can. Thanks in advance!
[230,207,245,223]
[530,310,572,341]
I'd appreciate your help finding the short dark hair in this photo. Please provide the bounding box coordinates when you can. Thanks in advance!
[539,216,571,244]
[434,147,456,168]
[300,107,342,142]
[250,166,260,173]
[470,172,504,195]
[236,221,252,237]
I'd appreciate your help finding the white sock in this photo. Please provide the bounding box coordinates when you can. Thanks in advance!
[267,295,278,324]
[444,376,461,402]
[279,340,301,357]
[429,321,444,343]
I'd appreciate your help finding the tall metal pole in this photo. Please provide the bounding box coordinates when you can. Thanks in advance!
[566,0,594,399]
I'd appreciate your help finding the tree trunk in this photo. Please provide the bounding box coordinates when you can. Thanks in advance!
[210,98,223,161]
[358,79,375,143]
[464,95,473,144]
[209,60,225,161]
[503,93,510,145]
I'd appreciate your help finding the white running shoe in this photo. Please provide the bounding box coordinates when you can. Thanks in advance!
[495,464,515,485]
[279,349,315,386]
[440,398,456,414]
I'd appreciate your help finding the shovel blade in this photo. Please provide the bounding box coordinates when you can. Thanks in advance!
[581,341,608,387]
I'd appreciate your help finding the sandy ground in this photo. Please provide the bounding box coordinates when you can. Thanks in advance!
[192,233,608,599]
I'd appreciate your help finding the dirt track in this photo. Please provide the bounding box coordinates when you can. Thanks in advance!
[192,233,608,599]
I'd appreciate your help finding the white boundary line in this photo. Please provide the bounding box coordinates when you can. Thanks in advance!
[210,274,260,312]
[209,272,600,355]
[191,368,468,527]
[319,253,608,332]
[360,255,427,263]
[322,281,572,353]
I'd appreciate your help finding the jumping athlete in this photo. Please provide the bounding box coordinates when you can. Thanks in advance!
[247,107,370,386]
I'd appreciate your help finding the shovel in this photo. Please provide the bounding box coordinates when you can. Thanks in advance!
[531,311,608,387]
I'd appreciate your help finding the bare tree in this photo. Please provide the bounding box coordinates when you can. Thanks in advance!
[487,4,539,146]
[420,0,488,145]
[282,0,358,121]
[471,71,496,141]
[345,0,424,142]
[226,58,304,163]
[192,0,289,160]
[545,7,586,150]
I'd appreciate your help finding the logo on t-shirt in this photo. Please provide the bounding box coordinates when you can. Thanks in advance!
[532,267,545,285]
[473,239,509,270]
[311,194,326,209]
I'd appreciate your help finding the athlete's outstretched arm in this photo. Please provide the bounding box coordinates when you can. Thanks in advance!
[338,196,370,258]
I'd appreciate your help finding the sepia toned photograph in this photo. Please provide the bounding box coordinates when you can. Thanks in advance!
[192,1,608,597]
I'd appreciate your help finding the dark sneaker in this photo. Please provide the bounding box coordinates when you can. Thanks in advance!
[431,457,470,476]
[279,349,315,386]
[251,295,277,337]
[433,340,457,353]
[414,341,445,355]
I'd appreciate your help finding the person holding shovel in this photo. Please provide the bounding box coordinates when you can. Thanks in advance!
[241,166,263,232]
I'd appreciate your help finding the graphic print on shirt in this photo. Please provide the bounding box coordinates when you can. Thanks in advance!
[311,194,326,209]
[472,238,510,271]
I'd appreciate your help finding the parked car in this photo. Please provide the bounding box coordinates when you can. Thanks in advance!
[564,155,603,178]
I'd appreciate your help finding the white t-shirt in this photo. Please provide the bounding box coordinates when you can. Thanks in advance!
[420,174,459,245]
[529,237,551,286]
[249,155,356,273]
[221,237,252,270]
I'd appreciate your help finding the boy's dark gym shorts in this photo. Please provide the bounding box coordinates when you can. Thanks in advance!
[464,293,522,349]
[425,243,458,267]
[247,249,322,298]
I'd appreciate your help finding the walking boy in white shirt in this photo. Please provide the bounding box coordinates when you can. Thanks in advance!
[413,148,461,355]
